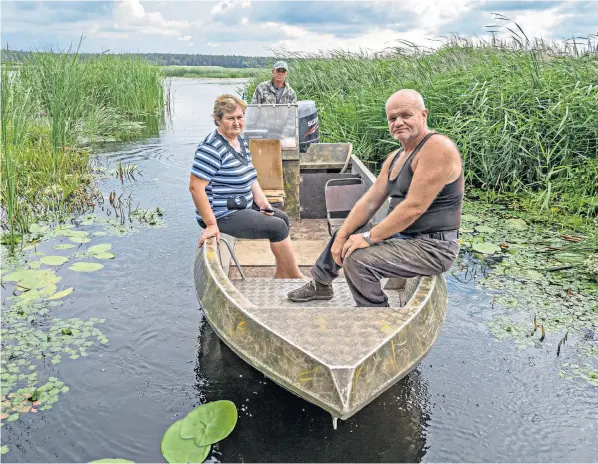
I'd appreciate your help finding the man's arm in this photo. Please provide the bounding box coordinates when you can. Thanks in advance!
[251,84,261,104]
[369,136,461,242]
[336,151,398,239]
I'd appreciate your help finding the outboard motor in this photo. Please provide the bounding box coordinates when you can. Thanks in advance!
[298,100,319,153]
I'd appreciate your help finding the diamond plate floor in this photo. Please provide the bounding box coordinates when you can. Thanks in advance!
[231,278,413,308]
[230,278,422,365]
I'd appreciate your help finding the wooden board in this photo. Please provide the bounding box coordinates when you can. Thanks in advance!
[235,239,330,266]
[249,139,284,191]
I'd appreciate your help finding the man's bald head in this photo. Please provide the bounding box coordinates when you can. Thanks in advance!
[386,89,426,111]
[385,89,429,144]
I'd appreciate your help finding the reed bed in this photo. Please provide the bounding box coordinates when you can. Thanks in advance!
[1,48,165,250]
[249,34,598,216]
[162,66,260,79]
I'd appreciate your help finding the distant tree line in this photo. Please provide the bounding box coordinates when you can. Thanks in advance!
[1,50,272,68]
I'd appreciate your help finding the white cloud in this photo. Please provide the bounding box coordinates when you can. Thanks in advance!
[178,35,193,41]
[114,0,190,36]
[240,17,249,26]
[188,42,195,47]
[512,6,573,41]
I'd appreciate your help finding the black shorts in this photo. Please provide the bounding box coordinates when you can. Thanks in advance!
[198,203,290,242]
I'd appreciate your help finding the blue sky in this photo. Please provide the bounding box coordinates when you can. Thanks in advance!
[1,0,597,56]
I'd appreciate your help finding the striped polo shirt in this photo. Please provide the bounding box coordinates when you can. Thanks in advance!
[191,129,257,222]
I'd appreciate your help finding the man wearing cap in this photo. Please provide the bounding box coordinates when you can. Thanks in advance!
[251,60,297,105]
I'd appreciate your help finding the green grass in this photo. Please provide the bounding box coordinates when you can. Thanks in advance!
[161,65,260,78]
[1,47,165,251]
[249,34,598,218]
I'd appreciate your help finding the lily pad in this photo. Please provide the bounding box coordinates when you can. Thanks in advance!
[48,288,74,300]
[461,214,480,222]
[161,420,210,464]
[93,252,115,260]
[180,400,238,446]
[29,224,49,234]
[89,459,134,463]
[505,218,527,230]
[92,231,107,236]
[475,225,496,234]
[554,252,585,265]
[68,262,104,273]
[40,256,69,266]
[472,242,502,255]
[88,244,112,254]
[54,244,76,250]
[1,445,8,455]
[69,237,91,244]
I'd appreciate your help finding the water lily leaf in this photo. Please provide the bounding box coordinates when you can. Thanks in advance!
[180,400,237,446]
[54,244,76,250]
[526,270,543,281]
[40,256,69,266]
[88,244,112,254]
[505,218,527,230]
[30,224,49,234]
[69,237,91,244]
[18,290,41,301]
[81,220,95,226]
[474,225,496,234]
[30,261,42,269]
[68,262,104,273]
[89,459,134,463]
[93,252,115,260]
[4,269,37,282]
[461,214,479,222]
[39,284,57,297]
[61,230,88,238]
[1,445,8,454]
[161,420,210,464]
[48,288,74,300]
[554,252,585,265]
[92,231,107,236]
[472,242,501,255]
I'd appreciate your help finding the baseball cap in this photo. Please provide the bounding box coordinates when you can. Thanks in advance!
[272,60,289,71]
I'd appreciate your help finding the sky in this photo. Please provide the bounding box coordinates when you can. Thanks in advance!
[1,0,597,56]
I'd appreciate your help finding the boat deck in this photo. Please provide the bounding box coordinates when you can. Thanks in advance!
[231,278,414,308]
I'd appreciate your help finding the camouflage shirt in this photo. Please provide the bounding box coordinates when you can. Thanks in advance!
[251,80,297,104]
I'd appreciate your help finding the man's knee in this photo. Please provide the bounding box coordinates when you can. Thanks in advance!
[343,249,371,278]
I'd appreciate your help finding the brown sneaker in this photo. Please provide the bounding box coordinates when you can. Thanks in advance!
[287,280,334,302]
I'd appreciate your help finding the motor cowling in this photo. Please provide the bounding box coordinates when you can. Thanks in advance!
[298,100,319,153]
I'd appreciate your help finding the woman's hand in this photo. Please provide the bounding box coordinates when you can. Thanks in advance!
[259,202,274,216]
[198,224,220,248]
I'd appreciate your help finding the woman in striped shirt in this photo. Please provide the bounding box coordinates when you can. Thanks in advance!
[190,94,304,279]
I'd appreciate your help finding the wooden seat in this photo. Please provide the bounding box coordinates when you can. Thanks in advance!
[324,178,368,236]
[249,139,285,205]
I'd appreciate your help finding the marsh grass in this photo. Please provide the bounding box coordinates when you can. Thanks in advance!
[1,46,165,251]
[161,66,260,79]
[249,33,598,217]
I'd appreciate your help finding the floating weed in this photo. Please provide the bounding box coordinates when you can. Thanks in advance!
[559,363,598,387]
[130,207,166,227]
[457,201,598,382]
[54,244,76,250]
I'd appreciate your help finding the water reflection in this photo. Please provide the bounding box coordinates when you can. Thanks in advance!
[195,320,430,463]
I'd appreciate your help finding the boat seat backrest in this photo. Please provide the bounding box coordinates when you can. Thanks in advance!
[325,178,367,235]
[249,139,285,204]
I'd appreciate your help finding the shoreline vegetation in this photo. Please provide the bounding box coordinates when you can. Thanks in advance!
[161,66,260,79]
[1,48,166,250]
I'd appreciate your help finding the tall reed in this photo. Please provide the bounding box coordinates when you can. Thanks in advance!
[249,34,598,215]
[0,47,165,251]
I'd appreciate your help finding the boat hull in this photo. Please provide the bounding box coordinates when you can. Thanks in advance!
[194,238,448,420]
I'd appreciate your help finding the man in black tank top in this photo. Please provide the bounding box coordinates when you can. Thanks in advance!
[288,89,464,307]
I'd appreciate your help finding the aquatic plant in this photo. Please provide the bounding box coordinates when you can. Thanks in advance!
[249,27,598,216]
[0,45,166,251]
[161,400,238,463]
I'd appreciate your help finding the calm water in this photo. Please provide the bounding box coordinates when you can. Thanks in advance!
[3,78,596,463]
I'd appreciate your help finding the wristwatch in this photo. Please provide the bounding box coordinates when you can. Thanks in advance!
[362,231,375,245]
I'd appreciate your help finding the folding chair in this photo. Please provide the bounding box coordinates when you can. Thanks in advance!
[324,178,368,236]
[249,139,285,206]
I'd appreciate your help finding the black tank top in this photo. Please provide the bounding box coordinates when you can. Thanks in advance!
[386,132,463,234]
